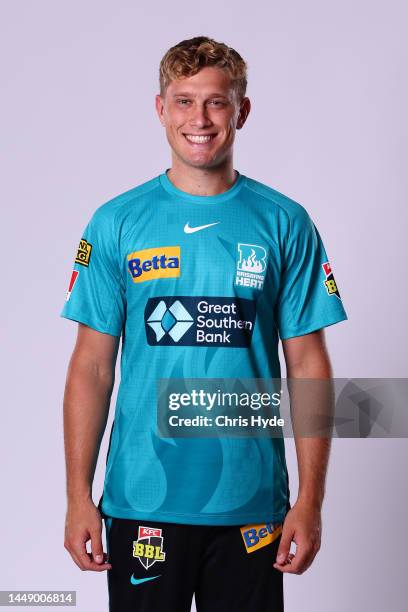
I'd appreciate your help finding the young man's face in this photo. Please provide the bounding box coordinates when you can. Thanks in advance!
[156,66,250,170]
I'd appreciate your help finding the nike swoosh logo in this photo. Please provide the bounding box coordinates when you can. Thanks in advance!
[184,222,220,234]
[130,574,161,585]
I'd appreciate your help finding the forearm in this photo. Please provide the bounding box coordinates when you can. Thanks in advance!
[63,351,114,504]
[294,437,331,509]
[287,343,333,510]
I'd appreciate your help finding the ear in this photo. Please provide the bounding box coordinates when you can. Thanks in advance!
[236,97,251,130]
[155,94,166,126]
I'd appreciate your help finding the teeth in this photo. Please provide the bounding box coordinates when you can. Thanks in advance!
[185,134,213,143]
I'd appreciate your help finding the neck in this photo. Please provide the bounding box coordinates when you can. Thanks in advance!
[167,157,237,196]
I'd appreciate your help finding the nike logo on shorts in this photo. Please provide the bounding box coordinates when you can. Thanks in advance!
[130,574,161,585]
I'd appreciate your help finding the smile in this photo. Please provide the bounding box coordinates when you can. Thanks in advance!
[184,134,216,144]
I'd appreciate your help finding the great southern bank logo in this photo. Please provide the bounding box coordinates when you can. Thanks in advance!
[145,297,257,347]
[235,243,268,290]
[146,300,194,343]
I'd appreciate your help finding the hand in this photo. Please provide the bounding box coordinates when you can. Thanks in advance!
[64,497,112,572]
[273,499,322,574]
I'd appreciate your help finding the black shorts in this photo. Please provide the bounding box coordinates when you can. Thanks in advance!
[103,516,284,612]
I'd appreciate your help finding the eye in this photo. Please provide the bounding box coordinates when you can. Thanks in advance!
[177,99,191,106]
[209,100,225,107]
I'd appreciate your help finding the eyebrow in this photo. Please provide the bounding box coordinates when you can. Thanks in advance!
[172,92,229,98]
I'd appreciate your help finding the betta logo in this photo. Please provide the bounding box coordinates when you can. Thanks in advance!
[240,522,282,553]
[322,261,341,299]
[127,246,180,284]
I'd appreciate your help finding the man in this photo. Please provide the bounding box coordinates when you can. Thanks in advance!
[61,36,348,612]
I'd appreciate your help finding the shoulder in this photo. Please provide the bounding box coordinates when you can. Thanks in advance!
[244,175,313,231]
[89,175,161,231]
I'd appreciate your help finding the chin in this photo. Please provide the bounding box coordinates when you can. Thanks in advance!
[184,149,225,168]
[175,150,211,168]
[185,157,219,170]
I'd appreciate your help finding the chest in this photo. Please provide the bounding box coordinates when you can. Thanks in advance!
[119,204,283,306]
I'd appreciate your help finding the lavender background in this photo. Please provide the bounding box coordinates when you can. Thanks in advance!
[1,0,407,610]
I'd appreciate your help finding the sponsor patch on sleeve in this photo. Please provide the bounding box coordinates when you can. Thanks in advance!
[75,239,92,267]
[66,269,79,301]
[322,261,341,299]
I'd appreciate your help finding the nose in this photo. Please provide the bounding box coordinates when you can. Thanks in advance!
[190,103,212,129]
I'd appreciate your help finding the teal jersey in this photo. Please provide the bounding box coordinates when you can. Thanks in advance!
[60,170,348,526]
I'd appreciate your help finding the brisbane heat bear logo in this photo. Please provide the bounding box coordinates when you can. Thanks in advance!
[235,243,268,290]
[133,526,166,570]
[322,261,341,299]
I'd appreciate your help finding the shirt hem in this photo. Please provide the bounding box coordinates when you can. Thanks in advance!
[100,502,288,526]
[60,311,122,337]
[279,312,348,340]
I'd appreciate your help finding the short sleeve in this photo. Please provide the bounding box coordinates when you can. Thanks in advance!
[60,208,126,336]
[275,208,348,340]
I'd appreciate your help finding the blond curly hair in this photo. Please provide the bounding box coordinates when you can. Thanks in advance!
[159,36,248,101]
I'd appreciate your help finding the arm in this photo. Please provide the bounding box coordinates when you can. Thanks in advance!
[63,323,120,572]
[273,328,333,574]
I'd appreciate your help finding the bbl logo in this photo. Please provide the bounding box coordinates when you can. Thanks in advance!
[322,261,341,299]
[235,243,268,290]
[75,239,92,267]
[133,526,166,569]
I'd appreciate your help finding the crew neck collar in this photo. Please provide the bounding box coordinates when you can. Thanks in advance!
[159,168,246,203]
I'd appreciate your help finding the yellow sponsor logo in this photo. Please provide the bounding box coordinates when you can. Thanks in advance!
[127,246,180,283]
[324,278,338,295]
[133,542,165,561]
[240,522,282,553]
[75,239,92,267]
